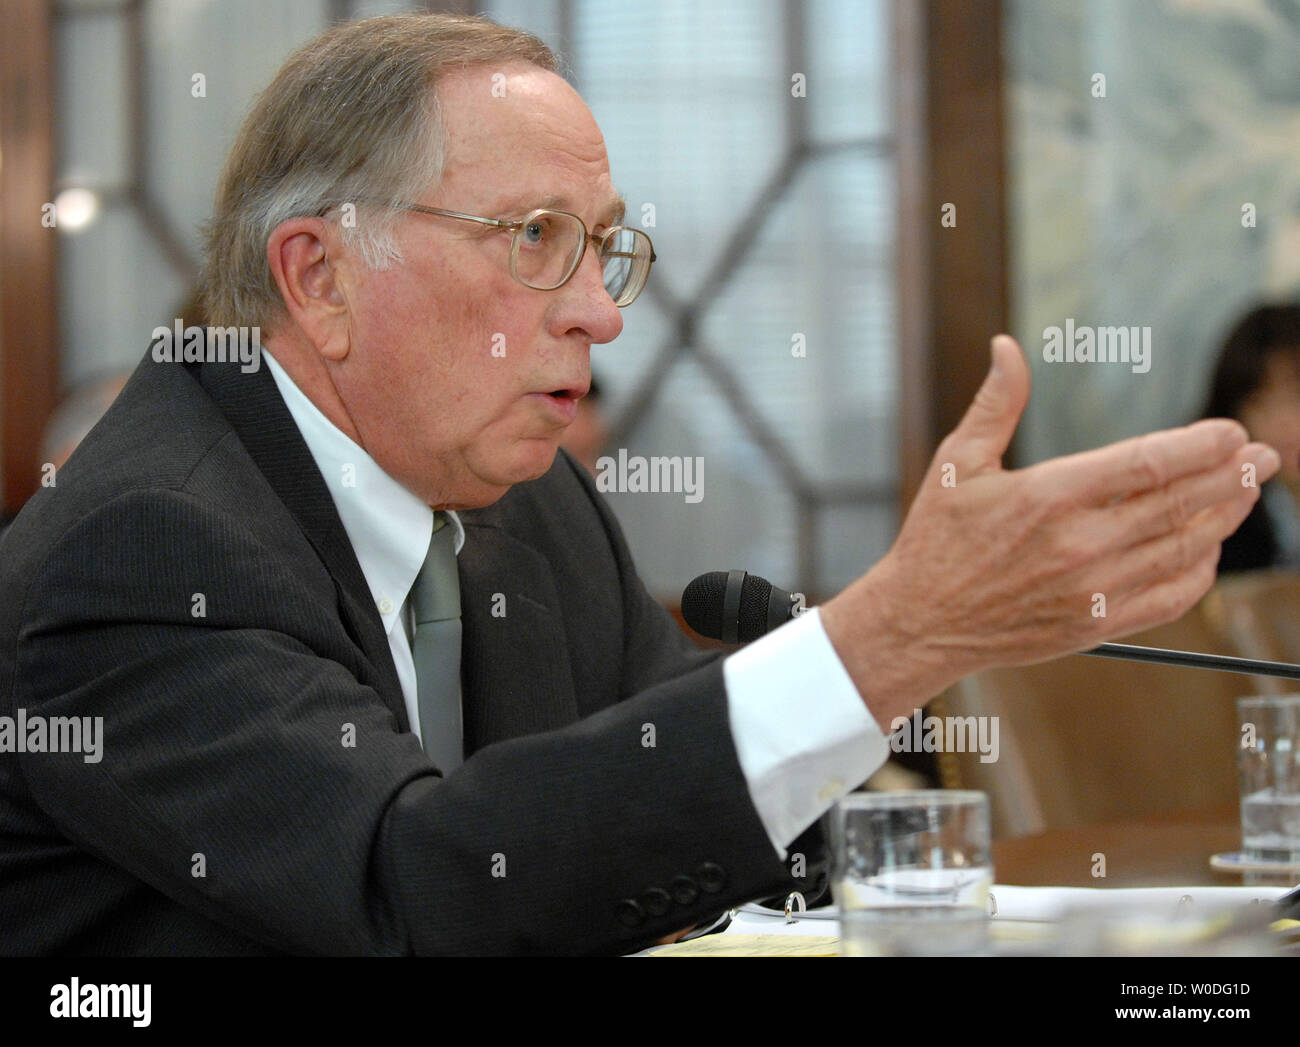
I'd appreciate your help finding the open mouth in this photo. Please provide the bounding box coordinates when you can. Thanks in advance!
[529,388,583,423]
[545,384,587,401]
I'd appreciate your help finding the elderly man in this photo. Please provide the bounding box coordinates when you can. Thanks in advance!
[0,14,1278,956]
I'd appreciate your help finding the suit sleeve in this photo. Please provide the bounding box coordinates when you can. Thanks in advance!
[16,486,800,955]
[551,451,872,908]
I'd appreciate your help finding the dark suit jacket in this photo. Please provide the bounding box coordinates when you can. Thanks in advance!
[0,352,821,955]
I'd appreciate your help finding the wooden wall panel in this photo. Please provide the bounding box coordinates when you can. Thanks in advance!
[895,0,1009,509]
[0,0,58,515]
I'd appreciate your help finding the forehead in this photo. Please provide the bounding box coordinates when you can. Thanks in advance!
[433,64,622,221]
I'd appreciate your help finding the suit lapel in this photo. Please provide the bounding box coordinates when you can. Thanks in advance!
[457,520,579,754]
[196,360,408,729]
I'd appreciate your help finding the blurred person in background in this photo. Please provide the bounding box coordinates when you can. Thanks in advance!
[0,285,205,537]
[0,373,128,539]
[1203,303,1300,573]
[40,374,129,472]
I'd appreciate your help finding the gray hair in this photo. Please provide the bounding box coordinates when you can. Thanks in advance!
[200,13,558,330]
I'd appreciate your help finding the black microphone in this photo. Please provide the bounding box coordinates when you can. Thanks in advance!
[680,569,1300,681]
[680,570,803,644]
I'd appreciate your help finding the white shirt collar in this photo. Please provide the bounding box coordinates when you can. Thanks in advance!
[261,348,464,633]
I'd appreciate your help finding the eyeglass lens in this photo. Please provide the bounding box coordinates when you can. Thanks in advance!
[600,227,645,305]
[513,211,651,305]
[515,212,579,289]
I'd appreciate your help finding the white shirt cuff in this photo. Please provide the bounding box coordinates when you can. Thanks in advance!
[723,606,891,859]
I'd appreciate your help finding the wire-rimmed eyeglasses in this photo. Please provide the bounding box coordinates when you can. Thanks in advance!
[381,203,656,308]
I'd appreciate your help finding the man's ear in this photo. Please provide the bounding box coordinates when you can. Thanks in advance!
[266,217,351,361]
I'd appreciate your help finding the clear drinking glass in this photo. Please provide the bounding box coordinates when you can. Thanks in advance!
[829,790,993,957]
[1237,695,1300,865]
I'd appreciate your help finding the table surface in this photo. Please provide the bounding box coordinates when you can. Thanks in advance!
[991,804,1258,887]
[646,806,1300,955]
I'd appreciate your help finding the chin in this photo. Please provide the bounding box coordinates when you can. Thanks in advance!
[513,442,560,482]
[514,434,560,468]
[455,442,558,505]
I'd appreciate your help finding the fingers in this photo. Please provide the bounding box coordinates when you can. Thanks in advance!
[1076,488,1259,610]
[1038,418,1250,508]
[1071,441,1278,555]
[936,335,1030,477]
[1092,545,1221,642]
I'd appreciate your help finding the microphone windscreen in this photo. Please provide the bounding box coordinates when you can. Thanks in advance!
[681,571,775,643]
[735,575,773,642]
[681,571,728,639]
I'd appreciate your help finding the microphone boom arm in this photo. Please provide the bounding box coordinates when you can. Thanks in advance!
[1082,643,1300,681]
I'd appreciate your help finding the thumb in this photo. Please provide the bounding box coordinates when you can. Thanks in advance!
[942,334,1030,474]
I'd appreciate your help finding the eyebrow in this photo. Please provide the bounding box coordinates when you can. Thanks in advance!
[496,192,627,226]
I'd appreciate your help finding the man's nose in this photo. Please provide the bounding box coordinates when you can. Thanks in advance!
[553,242,624,345]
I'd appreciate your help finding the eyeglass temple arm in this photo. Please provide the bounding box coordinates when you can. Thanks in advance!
[595,240,657,263]
[314,201,514,228]
[398,204,515,230]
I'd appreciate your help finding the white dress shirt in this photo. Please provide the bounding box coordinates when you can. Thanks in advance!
[263,349,890,858]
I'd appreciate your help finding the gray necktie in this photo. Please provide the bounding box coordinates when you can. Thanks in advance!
[411,512,463,773]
